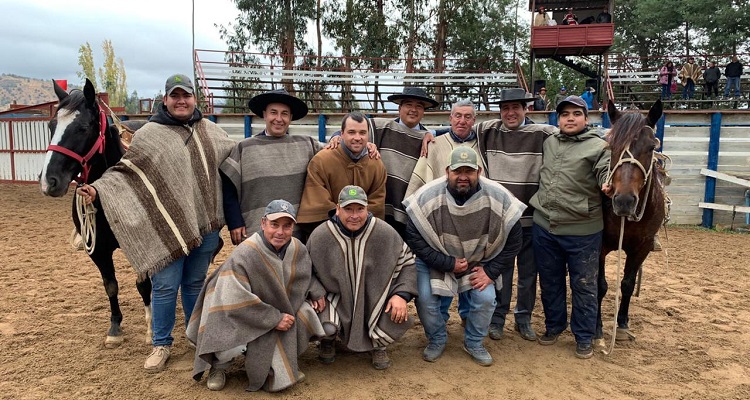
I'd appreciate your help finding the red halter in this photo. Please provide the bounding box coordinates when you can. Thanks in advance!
[47,107,107,184]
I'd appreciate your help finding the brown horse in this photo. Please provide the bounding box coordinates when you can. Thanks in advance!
[595,100,666,345]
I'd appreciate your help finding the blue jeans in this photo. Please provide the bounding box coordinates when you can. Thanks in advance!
[415,258,496,348]
[151,230,220,346]
[724,76,741,97]
[465,227,536,326]
[682,79,695,99]
[661,84,671,100]
[532,224,600,345]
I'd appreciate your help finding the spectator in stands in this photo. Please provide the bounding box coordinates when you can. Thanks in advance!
[703,61,721,99]
[534,6,550,26]
[562,8,578,25]
[596,6,612,23]
[534,87,550,111]
[658,61,677,100]
[724,56,743,98]
[580,87,596,110]
[554,87,568,109]
[679,57,701,100]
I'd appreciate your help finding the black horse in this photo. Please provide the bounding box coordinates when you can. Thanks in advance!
[595,100,666,346]
[40,79,152,348]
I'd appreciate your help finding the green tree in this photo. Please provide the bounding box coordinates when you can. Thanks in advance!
[77,42,98,89]
[76,40,129,107]
[230,0,316,92]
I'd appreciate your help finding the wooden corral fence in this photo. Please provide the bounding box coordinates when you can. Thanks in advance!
[4,110,749,228]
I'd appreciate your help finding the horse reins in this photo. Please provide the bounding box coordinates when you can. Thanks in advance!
[605,132,659,223]
[47,106,108,256]
[47,108,108,184]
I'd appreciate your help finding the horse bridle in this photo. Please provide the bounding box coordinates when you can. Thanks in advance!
[605,126,659,222]
[46,106,107,184]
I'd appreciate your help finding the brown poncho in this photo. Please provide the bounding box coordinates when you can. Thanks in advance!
[93,119,235,275]
[186,233,326,392]
[307,217,418,351]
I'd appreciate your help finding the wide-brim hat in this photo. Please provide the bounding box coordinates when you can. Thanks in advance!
[387,87,439,109]
[248,88,309,121]
[493,88,538,104]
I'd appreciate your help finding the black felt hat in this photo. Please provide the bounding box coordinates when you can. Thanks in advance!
[247,88,309,121]
[387,87,439,109]
[493,88,538,104]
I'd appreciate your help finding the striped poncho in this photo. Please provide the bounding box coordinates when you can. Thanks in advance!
[370,118,428,226]
[186,233,326,392]
[220,133,321,234]
[475,120,554,227]
[307,217,418,351]
[93,119,235,275]
[403,176,526,296]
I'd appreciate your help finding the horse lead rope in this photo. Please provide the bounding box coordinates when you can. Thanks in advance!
[75,189,97,255]
[603,216,625,356]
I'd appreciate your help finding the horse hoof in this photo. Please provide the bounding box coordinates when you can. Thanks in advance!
[104,335,124,349]
[594,338,606,348]
[616,328,636,341]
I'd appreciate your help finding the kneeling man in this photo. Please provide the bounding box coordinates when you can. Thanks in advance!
[307,185,418,370]
[404,147,524,366]
[187,200,326,392]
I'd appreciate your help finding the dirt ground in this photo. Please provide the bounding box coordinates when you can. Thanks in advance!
[1,182,749,400]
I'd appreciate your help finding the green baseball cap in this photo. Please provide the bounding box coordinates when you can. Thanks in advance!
[338,185,368,207]
[448,147,479,170]
[165,74,194,95]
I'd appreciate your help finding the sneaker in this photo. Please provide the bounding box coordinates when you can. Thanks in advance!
[206,367,226,391]
[319,339,335,364]
[488,323,504,340]
[515,322,537,341]
[575,342,594,359]
[652,235,663,252]
[297,371,306,383]
[422,343,446,362]
[462,344,493,366]
[144,345,171,373]
[371,348,391,370]
[537,331,560,346]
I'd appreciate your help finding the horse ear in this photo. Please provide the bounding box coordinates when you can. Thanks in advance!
[83,79,97,109]
[607,100,620,124]
[52,80,68,101]
[646,99,663,127]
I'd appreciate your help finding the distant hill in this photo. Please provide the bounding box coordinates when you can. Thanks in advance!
[0,74,68,111]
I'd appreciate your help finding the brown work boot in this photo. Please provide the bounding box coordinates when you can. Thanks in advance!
[144,345,171,373]
[371,348,391,370]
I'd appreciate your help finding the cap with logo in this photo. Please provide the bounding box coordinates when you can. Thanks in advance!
[338,185,368,207]
[448,146,479,170]
[165,74,194,95]
[263,199,297,222]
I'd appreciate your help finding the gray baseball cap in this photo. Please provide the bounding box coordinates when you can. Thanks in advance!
[338,185,368,207]
[556,95,588,116]
[165,74,194,95]
[448,147,479,171]
[263,199,297,222]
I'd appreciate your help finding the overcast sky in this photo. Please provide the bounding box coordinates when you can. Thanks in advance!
[0,0,239,97]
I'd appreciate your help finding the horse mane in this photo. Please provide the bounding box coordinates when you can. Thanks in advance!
[607,112,648,157]
[58,89,86,112]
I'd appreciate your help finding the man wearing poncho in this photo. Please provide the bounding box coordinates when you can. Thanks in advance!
[187,200,326,392]
[403,147,524,366]
[307,185,418,370]
[76,73,235,373]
